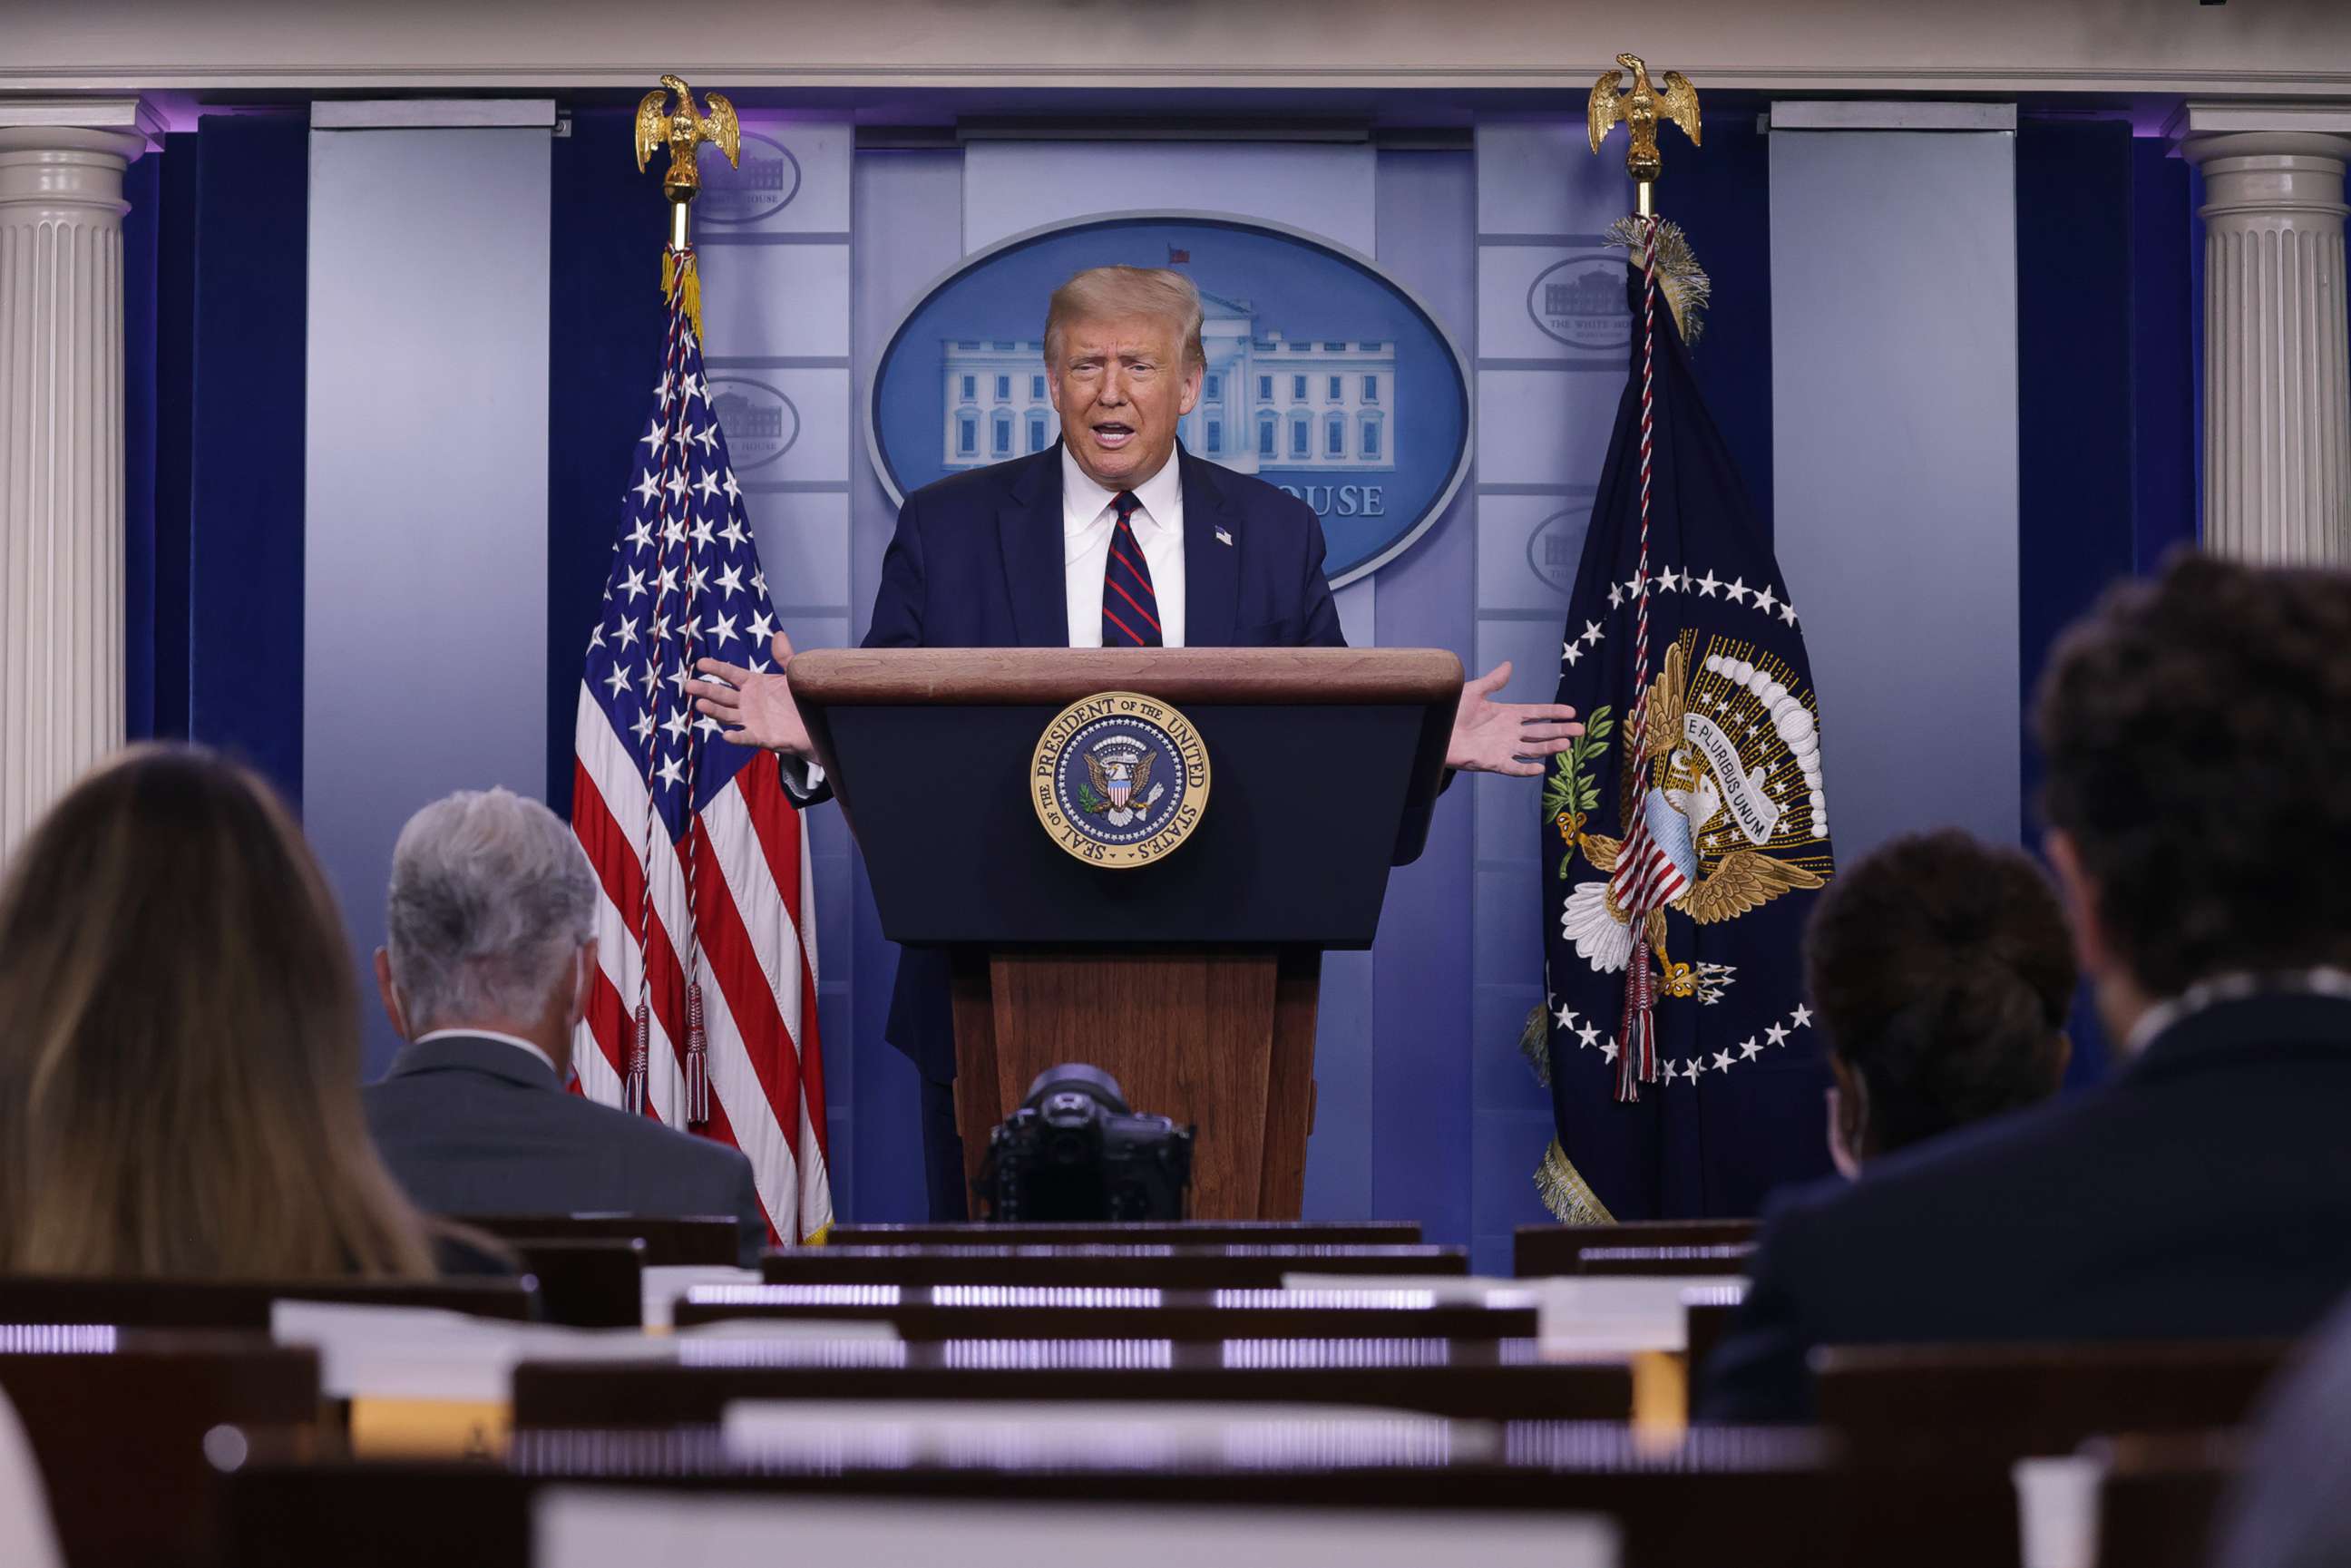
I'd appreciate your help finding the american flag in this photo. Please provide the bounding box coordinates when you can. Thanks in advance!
[567,251,833,1245]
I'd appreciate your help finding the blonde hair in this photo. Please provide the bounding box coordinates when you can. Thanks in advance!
[0,746,438,1280]
[1044,266,1205,369]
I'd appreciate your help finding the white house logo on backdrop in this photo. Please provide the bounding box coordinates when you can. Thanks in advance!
[1527,254,1632,352]
[1527,508,1585,596]
[708,377,801,469]
[870,214,1471,588]
[696,132,803,225]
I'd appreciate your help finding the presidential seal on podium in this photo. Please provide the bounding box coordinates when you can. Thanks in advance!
[1031,691,1210,867]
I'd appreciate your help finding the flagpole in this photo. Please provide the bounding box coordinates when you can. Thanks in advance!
[1588,54,1699,1101]
[630,74,742,1125]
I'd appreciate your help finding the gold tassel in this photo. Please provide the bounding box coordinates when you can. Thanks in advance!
[1605,215,1712,346]
[662,247,704,345]
[1534,1138,1618,1225]
[1519,1001,1552,1087]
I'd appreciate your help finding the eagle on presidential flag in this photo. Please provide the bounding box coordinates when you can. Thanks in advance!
[1531,218,1838,1226]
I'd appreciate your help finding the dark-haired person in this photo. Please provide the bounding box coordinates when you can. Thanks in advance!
[0,747,446,1279]
[1701,553,2351,1423]
[1808,828,2075,1175]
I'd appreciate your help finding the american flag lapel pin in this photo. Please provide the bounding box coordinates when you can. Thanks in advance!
[1215,526,1234,547]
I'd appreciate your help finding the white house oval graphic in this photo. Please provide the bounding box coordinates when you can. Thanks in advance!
[868,213,1473,588]
[707,377,801,471]
[1526,507,1586,597]
[1527,254,1632,352]
[695,132,803,226]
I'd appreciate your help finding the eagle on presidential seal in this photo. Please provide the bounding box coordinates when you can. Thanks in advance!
[1081,738,1166,827]
[1553,634,1832,1003]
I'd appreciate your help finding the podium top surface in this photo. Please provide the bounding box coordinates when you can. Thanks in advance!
[789,647,1464,708]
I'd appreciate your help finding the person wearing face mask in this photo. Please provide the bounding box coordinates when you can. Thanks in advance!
[362,788,766,1265]
[689,264,1584,1218]
[1806,829,2075,1181]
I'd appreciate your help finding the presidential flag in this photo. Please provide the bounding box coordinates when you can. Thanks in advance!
[569,245,833,1244]
[1533,219,1837,1223]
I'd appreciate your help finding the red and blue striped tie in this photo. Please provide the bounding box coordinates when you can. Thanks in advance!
[1101,490,1163,648]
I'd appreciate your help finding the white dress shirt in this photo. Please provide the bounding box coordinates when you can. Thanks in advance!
[1061,443,1186,648]
[779,446,1188,799]
[415,1027,563,1082]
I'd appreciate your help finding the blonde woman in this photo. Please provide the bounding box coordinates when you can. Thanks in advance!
[0,746,444,1279]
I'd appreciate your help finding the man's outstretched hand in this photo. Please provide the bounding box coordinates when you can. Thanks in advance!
[1447,660,1582,777]
[690,631,812,756]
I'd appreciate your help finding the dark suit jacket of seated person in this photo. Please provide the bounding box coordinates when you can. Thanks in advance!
[1700,554,2351,1424]
[362,787,767,1265]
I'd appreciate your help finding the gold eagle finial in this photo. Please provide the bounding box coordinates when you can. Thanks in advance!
[634,73,741,206]
[1587,53,1701,188]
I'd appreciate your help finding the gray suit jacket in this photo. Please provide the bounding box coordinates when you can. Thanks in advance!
[362,1034,766,1266]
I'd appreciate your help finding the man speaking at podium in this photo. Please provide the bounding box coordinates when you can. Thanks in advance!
[692,265,1579,1218]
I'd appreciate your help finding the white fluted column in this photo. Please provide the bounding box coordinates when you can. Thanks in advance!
[0,102,154,864]
[2174,105,2351,565]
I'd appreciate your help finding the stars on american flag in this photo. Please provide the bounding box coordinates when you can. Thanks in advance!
[581,399,775,807]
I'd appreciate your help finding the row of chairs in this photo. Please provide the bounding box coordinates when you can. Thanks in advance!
[0,1215,2261,1568]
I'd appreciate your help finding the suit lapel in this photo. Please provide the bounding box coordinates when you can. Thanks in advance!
[1179,445,1241,648]
[1000,446,1069,648]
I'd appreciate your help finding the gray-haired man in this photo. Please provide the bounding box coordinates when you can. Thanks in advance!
[362,787,766,1264]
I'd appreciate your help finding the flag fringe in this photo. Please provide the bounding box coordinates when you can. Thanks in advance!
[684,980,710,1129]
[662,247,704,346]
[1519,1001,1552,1087]
[1534,1138,1618,1225]
[1605,215,1710,346]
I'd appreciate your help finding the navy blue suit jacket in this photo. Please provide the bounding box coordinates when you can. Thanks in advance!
[362,1035,768,1265]
[1698,992,2351,1423]
[850,443,1345,1079]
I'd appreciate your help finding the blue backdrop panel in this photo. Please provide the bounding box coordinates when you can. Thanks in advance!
[1673,116,1776,543]
[1366,148,1477,1245]
[182,114,308,804]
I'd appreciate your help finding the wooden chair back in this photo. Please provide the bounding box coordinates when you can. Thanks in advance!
[1515,1220,1759,1277]
[758,1243,1466,1290]
[0,1275,538,1329]
[2089,1431,2243,1568]
[1819,1342,2285,1568]
[1682,1284,1747,1404]
[673,1282,1536,1340]
[510,1340,1627,1427]
[0,1328,318,1568]
[1815,1340,2288,1466]
[1576,1243,1755,1277]
[453,1213,741,1267]
[213,1422,1845,1568]
[829,1221,1421,1246]
[504,1239,645,1329]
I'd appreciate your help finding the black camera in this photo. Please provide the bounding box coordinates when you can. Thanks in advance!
[978,1063,1195,1222]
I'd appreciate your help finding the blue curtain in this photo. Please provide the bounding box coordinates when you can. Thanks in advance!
[2014,118,2194,1090]
[124,114,308,803]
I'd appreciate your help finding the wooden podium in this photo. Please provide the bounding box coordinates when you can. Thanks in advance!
[789,648,1460,1219]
